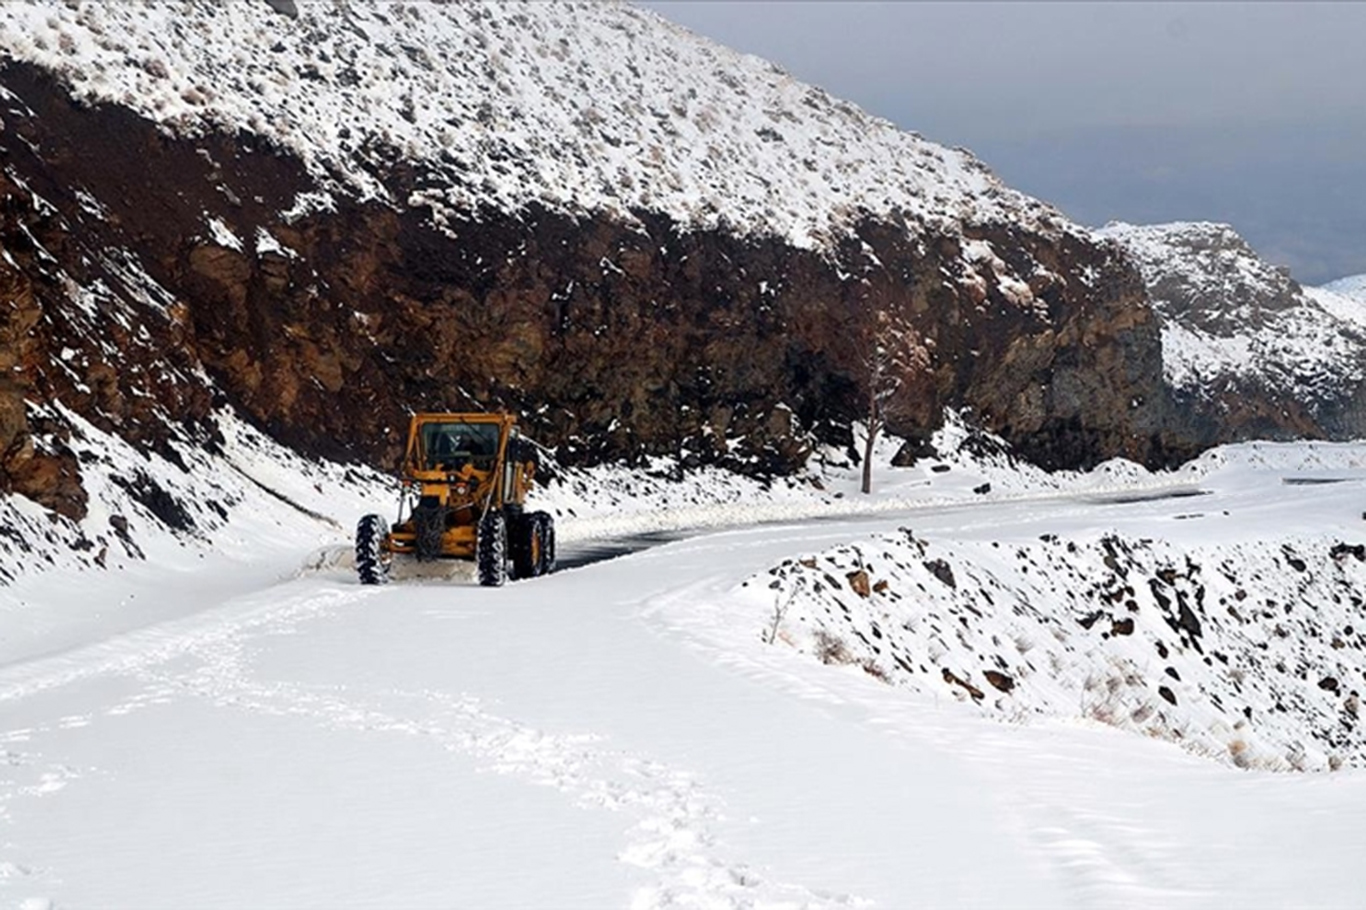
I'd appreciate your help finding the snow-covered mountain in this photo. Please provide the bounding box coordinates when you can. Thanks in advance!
[1097,221,1366,441]
[2,7,1366,895]
[0,1,1358,562]
[1,0,1190,533]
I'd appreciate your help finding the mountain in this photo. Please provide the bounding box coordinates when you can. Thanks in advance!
[1320,274,1366,303]
[1096,221,1366,442]
[0,0,1189,526]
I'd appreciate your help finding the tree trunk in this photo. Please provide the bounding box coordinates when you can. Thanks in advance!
[861,408,880,495]
[861,427,875,494]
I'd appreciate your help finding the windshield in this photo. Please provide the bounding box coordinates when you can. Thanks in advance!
[419,421,500,471]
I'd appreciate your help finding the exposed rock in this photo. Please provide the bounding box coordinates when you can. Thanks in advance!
[942,667,985,702]
[983,670,1015,694]
[924,558,956,589]
[263,0,299,18]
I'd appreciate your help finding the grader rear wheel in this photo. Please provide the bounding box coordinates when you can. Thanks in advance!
[533,512,555,576]
[476,510,509,587]
[512,512,546,579]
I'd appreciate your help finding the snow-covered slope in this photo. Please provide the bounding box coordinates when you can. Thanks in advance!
[1096,221,1366,436]
[743,442,1366,772]
[0,0,1064,248]
[1321,273,1366,303]
[0,0,1180,509]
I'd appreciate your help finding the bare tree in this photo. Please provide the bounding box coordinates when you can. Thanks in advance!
[763,577,803,645]
[857,308,930,494]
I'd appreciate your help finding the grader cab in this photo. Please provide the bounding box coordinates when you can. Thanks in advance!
[355,413,554,586]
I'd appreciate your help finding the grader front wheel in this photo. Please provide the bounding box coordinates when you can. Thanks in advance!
[355,514,391,585]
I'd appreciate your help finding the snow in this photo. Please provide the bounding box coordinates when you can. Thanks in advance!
[1320,273,1366,303]
[203,216,242,252]
[2,413,1365,908]
[0,0,1073,250]
[1305,283,1366,331]
[2,6,1365,904]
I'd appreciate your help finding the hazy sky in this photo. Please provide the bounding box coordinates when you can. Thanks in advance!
[643,1,1366,285]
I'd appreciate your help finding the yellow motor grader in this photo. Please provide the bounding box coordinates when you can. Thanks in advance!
[355,412,554,586]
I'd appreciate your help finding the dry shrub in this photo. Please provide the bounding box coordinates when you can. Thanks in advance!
[861,659,890,683]
[813,629,852,665]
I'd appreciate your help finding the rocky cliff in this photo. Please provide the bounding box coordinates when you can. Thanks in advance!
[1098,222,1366,444]
[1,0,1186,523]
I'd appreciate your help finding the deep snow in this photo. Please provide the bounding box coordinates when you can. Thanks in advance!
[1,418,1365,909]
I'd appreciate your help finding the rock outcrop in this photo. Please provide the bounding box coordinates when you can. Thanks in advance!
[0,1,1190,519]
[1098,222,1366,444]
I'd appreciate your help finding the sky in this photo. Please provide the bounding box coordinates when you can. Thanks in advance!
[643,1,1366,285]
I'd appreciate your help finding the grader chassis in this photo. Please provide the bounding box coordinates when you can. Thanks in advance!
[355,412,554,586]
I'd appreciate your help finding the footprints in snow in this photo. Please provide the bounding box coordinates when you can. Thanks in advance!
[132,633,867,909]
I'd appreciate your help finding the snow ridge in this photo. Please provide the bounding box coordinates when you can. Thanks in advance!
[1320,274,1366,303]
[0,0,1068,248]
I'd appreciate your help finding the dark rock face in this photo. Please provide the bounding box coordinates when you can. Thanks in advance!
[0,62,1188,517]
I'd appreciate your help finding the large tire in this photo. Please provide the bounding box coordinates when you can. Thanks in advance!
[535,512,556,575]
[355,513,390,585]
[476,510,508,587]
[511,512,543,580]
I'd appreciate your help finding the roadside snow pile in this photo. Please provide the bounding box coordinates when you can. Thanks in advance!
[533,412,1206,543]
[740,440,1366,771]
[1096,222,1366,399]
[0,0,1065,248]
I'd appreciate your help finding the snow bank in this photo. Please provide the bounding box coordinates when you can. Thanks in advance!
[728,440,1366,771]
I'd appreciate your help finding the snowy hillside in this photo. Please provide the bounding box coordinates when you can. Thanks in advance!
[2,4,1364,904]
[2,428,1365,908]
[743,443,1366,772]
[0,0,1065,249]
[1096,221,1366,429]
[1,0,1182,507]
